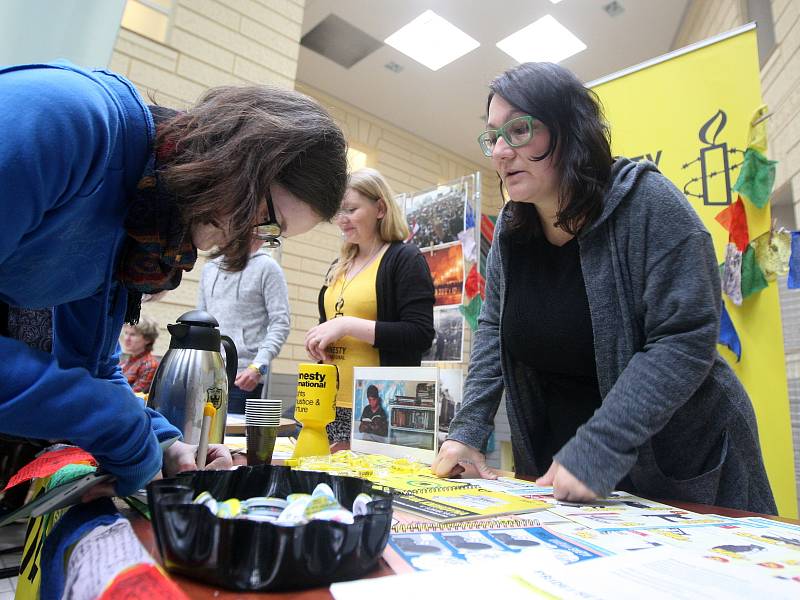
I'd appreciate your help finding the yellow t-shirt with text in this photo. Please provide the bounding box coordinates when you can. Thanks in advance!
[323,250,386,409]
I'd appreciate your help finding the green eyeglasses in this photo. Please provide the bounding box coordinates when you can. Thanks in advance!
[477,115,536,157]
[253,192,282,248]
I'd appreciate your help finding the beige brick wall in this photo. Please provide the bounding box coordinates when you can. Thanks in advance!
[275,83,502,375]
[672,0,742,49]
[109,0,305,356]
[108,0,502,369]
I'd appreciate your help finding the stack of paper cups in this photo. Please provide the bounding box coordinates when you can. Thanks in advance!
[245,398,281,465]
[245,398,282,427]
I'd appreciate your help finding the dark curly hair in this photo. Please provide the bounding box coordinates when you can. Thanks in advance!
[157,85,348,270]
[488,62,613,238]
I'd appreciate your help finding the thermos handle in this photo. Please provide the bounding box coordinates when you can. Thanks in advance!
[220,335,238,392]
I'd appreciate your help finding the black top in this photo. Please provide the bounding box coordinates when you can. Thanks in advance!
[503,234,602,464]
[359,404,389,436]
[318,241,435,366]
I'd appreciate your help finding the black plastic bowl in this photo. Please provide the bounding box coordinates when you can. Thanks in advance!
[147,465,393,591]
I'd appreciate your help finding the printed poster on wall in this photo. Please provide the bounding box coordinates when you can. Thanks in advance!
[422,306,464,363]
[422,242,465,307]
[405,180,467,249]
[437,368,464,446]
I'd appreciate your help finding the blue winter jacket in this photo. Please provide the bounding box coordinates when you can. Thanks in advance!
[0,62,181,495]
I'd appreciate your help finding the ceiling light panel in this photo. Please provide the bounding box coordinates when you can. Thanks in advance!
[384,10,480,71]
[496,15,586,64]
[301,14,383,69]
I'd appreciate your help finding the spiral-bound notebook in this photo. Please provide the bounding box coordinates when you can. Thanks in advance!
[391,487,550,523]
[366,472,474,495]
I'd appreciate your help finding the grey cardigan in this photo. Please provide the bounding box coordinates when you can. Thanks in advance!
[448,158,776,514]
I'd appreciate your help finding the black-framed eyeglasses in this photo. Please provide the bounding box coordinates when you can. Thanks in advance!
[477,115,537,157]
[253,191,282,248]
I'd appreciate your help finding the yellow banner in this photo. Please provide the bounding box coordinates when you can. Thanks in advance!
[592,25,797,516]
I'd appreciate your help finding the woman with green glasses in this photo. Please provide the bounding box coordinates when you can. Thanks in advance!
[433,62,776,514]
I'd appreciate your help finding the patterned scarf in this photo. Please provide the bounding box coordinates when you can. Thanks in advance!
[117,106,197,324]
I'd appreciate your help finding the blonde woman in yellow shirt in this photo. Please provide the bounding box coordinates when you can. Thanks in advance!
[305,168,435,448]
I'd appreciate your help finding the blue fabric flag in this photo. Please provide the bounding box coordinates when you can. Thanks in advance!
[789,231,800,290]
[465,198,475,230]
[719,302,742,362]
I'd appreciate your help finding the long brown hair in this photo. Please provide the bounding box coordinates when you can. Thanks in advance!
[327,168,409,285]
[157,85,348,270]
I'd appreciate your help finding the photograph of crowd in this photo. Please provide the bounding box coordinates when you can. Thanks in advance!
[422,306,464,363]
[404,181,467,249]
[422,242,464,307]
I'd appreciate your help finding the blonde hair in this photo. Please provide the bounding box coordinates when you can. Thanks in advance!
[327,168,410,285]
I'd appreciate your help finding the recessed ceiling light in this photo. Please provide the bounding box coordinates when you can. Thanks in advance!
[496,15,586,64]
[550,0,564,3]
[384,10,480,71]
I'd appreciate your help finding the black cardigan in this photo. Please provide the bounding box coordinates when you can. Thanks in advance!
[317,241,435,366]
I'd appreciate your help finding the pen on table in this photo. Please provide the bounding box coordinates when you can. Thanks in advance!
[196,402,216,469]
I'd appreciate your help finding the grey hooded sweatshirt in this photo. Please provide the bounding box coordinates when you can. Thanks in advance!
[448,158,776,514]
[197,249,290,372]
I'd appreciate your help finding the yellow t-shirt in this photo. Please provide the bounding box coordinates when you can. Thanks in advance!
[323,249,387,409]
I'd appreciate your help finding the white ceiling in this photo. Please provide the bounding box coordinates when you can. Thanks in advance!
[297,0,690,165]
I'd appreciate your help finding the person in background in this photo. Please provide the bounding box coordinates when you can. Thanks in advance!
[432,62,776,514]
[306,168,434,449]
[119,315,160,394]
[198,237,291,413]
[358,384,388,440]
[0,61,348,496]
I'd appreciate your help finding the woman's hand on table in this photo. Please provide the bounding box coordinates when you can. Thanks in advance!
[432,439,497,479]
[535,460,597,503]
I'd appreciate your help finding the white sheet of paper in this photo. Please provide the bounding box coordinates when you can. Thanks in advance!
[63,519,154,600]
[333,546,798,600]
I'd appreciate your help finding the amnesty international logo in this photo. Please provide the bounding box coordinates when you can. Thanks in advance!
[681,109,744,206]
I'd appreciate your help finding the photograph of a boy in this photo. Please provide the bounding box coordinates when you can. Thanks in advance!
[358,384,388,440]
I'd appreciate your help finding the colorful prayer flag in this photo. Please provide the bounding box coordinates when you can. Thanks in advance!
[721,243,743,305]
[733,148,777,209]
[719,302,742,361]
[459,295,482,331]
[715,197,749,250]
[788,232,800,290]
[740,245,768,299]
[464,264,485,300]
[751,229,792,280]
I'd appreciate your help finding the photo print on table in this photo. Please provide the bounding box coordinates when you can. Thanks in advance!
[351,366,439,463]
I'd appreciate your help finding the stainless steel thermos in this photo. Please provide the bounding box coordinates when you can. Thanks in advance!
[148,310,237,445]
